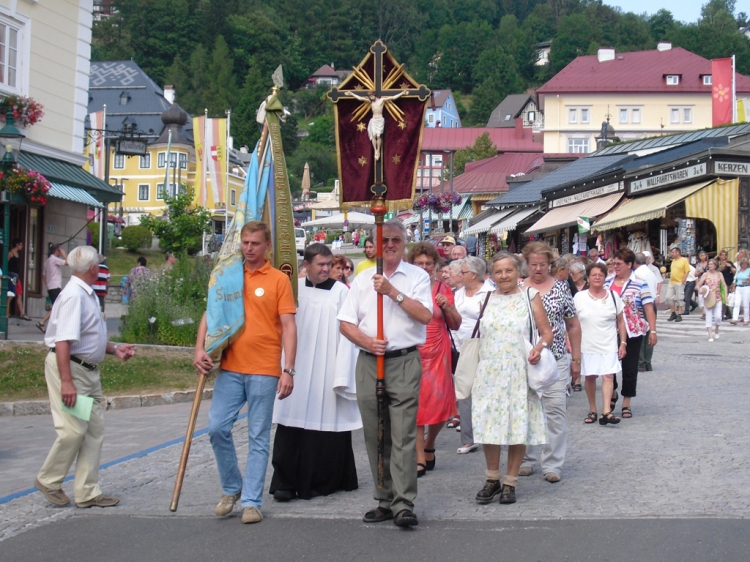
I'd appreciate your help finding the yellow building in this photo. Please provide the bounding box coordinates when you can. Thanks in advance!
[537,44,750,154]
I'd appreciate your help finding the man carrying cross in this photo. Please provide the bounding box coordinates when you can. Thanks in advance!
[346,91,406,160]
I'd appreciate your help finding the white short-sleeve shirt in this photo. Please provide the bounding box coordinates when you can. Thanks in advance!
[338,260,433,351]
[45,275,108,363]
[574,289,623,355]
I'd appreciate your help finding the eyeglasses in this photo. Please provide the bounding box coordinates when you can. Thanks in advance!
[344,266,353,271]
[382,237,402,245]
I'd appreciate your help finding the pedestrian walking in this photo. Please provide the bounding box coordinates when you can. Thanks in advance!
[35,245,135,509]
[38,244,67,333]
[338,219,432,527]
[666,246,690,322]
[695,259,727,341]
[569,261,588,295]
[466,233,478,257]
[730,258,750,325]
[634,252,658,372]
[193,221,297,524]
[574,262,627,426]
[473,252,552,505]
[92,257,110,311]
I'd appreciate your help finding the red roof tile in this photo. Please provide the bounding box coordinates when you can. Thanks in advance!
[312,64,338,77]
[538,47,750,95]
[421,127,542,153]
[451,153,573,194]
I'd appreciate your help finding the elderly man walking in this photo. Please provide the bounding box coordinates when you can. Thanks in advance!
[338,219,432,527]
[35,246,135,508]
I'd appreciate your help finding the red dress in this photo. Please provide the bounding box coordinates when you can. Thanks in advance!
[417,282,457,425]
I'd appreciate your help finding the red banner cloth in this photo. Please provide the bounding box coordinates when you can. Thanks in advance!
[712,58,733,127]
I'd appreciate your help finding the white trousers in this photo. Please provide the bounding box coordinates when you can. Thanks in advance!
[731,286,750,323]
[705,301,723,328]
[521,355,570,477]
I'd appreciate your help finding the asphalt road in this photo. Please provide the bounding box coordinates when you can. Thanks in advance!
[4,515,748,562]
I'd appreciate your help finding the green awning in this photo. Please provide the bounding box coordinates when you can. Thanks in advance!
[49,183,103,207]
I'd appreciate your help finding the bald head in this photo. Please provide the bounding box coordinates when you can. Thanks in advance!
[451,245,467,259]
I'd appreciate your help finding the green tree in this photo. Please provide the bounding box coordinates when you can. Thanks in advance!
[648,9,676,41]
[138,187,212,254]
[468,48,525,126]
[433,21,497,92]
[614,13,653,52]
[91,12,133,61]
[202,35,239,117]
[452,133,497,176]
[286,141,338,194]
[550,13,599,73]
[232,67,270,150]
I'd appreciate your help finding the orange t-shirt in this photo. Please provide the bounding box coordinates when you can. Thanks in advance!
[221,261,296,377]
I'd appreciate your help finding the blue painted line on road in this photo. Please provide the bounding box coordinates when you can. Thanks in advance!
[0,412,249,505]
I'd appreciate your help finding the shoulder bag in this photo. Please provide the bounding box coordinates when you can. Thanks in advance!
[439,282,460,375]
[453,291,491,400]
[523,288,559,398]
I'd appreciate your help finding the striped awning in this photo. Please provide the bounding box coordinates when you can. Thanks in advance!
[490,206,540,235]
[524,192,623,235]
[464,209,515,235]
[592,180,714,232]
[684,178,739,253]
[49,183,103,208]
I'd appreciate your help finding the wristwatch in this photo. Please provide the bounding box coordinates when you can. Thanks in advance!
[283,368,296,377]
[395,292,405,304]
[541,341,548,348]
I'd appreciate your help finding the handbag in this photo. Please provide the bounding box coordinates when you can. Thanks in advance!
[438,282,460,374]
[703,286,717,309]
[453,291,491,400]
[523,288,559,398]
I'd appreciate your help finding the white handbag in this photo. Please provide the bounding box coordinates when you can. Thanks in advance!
[453,292,491,400]
[523,288,559,398]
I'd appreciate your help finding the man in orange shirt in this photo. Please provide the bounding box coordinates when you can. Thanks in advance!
[194,221,297,525]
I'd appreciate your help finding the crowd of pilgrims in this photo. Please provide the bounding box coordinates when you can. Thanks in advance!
[278,235,661,508]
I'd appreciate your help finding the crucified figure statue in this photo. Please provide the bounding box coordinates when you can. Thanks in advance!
[346,90,406,161]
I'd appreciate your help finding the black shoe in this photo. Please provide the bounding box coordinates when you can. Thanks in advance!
[667,312,677,322]
[394,509,418,527]
[690,301,698,312]
[272,490,295,502]
[599,411,621,425]
[363,506,393,523]
[675,314,683,323]
[424,449,436,471]
[417,463,426,478]
[646,364,653,371]
[499,484,516,504]
[475,479,501,504]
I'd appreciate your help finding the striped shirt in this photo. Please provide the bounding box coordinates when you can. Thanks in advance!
[92,264,110,298]
[604,273,653,338]
[45,275,108,363]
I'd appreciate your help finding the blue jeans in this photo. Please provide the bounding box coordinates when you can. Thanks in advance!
[208,370,277,508]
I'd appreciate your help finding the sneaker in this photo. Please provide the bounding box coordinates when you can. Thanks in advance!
[215,491,241,516]
[75,494,119,508]
[675,314,683,323]
[241,506,263,524]
[499,484,516,504]
[475,479,501,504]
[34,478,70,506]
[715,333,720,339]
[518,466,533,477]
[708,338,714,342]
[667,312,677,322]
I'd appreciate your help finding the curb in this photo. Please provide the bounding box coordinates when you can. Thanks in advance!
[0,388,213,416]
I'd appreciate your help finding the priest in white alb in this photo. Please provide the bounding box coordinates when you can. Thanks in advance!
[270,243,361,501]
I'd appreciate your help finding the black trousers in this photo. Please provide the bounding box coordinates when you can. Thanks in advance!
[613,335,644,398]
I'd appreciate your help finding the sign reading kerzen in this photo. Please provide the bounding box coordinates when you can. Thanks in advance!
[714,161,750,176]
[630,163,706,194]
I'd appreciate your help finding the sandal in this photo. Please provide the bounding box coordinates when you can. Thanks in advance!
[417,463,426,478]
[21,315,32,321]
[572,383,582,392]
[35,322,46,333]
[599,411,621,425]
[610,390,618,412]
[584,412,598,424]
[621,407,633,418]
[424,448,436,471]
[446,416,460,428]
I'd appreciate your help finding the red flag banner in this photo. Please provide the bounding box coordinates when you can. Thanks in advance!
[330,44,429,209]
[712,58,733,127]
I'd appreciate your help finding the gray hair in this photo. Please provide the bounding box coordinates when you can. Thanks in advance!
[448,259,463,273]
[635,252,647,265]
[462,256,486,278]
[67,245,100,274]
[383,219,407,240]
[491,251,521,271]
[569,261,586,275]
[550,256,569,276]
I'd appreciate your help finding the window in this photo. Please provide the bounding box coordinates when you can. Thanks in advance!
[0,17,21,91]
[428,114,434,123]
[157,152,166,168]
[230,189,236,206]
[156,183,165,200]
[632,108,641,124]
[703,75,712,86]
[568,108,577,123]
[683,108,692,123]
[113,153,125,169]
[568,138,589,153]
[670,108,680,124]
[580,108,590,124]
[138,184,149,201]
[179,153,187,169]
[666,75,680,85]
[619,108,628,124]
[139,153,151,169]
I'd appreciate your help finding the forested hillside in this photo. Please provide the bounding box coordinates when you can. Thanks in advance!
[93,0,750,191]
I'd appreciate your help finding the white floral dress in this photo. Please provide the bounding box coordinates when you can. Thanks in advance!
[471,290,547,446]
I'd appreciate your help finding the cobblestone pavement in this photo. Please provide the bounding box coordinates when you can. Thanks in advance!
[2,316,749,541]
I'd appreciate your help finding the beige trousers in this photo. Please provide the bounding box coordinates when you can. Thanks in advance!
[37,352,105,502]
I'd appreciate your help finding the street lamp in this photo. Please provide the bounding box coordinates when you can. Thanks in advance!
[0,112,26,339]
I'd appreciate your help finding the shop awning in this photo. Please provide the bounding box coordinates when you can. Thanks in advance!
[592,180,714,232]
[464,209,515,235]
[490,206,540,235]
[684,178,739,253]
[49,183,103,208]
[524,192,623,235]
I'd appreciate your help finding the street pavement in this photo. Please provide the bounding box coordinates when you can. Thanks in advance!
[1,310,749,559]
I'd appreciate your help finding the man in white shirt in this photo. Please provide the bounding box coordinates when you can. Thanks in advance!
[588,248,606,265]
[643,251,663,304]
[635,252,658,372]
[35,246,135,508]
[338,219,432,528]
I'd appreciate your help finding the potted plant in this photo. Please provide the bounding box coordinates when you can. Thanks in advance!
[413,191,462,214]
[0,165,51,205]
[0,95,44,128]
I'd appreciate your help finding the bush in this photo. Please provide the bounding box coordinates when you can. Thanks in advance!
[87,221,100,249]
[121,225,152,252]
[120,255,212,346]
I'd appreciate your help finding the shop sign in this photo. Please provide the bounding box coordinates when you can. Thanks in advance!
[549,182,623,208]
[714,161,750,176]
[630,163,706,194]
[116,139,148,156]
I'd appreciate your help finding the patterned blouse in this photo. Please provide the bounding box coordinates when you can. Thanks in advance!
[604,273,653,338]
[522,279,577,360]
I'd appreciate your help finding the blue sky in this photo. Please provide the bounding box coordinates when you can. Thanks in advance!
[604,0,705,23]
